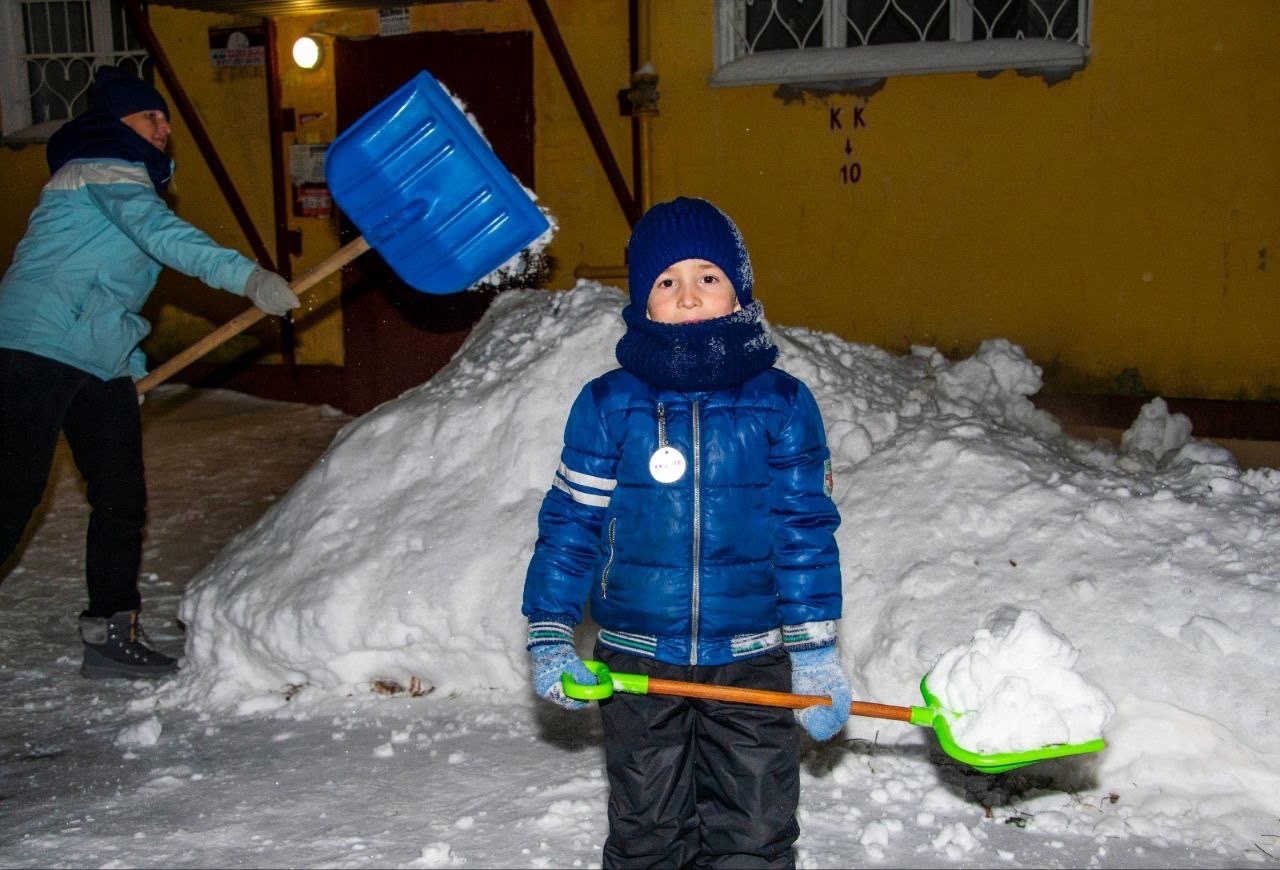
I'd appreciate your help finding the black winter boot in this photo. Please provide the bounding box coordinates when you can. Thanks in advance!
[79,611,179,679]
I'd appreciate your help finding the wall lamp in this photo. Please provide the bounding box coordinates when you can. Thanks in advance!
[292,34,323,70]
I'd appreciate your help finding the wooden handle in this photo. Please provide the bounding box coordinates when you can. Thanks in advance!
[645,677,916,723]
[136,236,372,395]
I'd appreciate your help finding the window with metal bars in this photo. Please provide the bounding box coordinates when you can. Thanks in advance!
[713,0,1090,87]
[0,0,150,140]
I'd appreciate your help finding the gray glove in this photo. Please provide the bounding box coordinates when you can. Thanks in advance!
[243,267,300,317]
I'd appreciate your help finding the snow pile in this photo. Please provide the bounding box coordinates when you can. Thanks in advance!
[924,609,1114,753]
[933,338,1060,436]
[155,281,1280,851]
[409,842,465,868]
[1121,396,1194,462]
[114,715,163,748]
[169,286,618,709]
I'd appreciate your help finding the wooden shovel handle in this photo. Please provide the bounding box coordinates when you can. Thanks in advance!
[136,236,372,395]
[645,677,916,723]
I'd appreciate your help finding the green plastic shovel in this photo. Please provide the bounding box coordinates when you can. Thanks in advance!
[563,660,1105,774]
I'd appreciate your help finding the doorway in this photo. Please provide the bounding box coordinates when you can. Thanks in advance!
[334,30,535,415]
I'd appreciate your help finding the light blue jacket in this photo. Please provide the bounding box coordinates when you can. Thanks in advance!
[0,157,257,380]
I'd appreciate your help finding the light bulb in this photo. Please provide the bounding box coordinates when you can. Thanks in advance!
[292,35,321,70]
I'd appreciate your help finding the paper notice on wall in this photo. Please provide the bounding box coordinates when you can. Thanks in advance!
[378,8,411,37]
[295,183,332,218]
[289,143,328,185]
[208,25,266,68]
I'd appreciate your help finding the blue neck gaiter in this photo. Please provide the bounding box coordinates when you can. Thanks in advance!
[47,108,173,194]
[615,299,779,392]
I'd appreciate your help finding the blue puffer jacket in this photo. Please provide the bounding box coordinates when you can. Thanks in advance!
[523,366,842,667]
[0,110,256,381]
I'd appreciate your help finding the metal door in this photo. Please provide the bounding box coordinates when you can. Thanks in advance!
[335,30,535,414]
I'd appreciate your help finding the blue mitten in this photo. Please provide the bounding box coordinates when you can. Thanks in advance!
[791,645,852,741]
[530,643,597,710]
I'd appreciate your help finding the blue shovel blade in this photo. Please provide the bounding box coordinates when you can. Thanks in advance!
[326,70,550,295]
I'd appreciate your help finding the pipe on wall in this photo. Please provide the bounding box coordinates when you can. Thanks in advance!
[631,0,655,214]
[264,18,296,364]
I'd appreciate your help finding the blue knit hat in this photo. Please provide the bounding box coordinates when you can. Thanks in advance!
[91,65,169,120]
[627,197,754,311]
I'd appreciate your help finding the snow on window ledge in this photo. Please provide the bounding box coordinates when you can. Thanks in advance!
[711,40,1088,88]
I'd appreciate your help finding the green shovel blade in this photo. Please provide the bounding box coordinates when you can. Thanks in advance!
[918,678,1107,774]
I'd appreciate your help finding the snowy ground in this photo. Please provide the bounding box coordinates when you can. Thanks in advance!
[2,283,1278,868]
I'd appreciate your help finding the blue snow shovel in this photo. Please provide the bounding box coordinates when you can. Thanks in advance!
[137,70,550,394]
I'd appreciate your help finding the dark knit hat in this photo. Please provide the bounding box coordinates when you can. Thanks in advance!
[90,65,169,120]
[626,197,754,311]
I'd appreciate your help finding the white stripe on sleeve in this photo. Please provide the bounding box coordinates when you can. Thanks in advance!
[552,475,611,508]
[558,463,617,491]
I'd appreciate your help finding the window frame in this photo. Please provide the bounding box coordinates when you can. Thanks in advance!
[0,0,148,141]
[712,0,1091,88]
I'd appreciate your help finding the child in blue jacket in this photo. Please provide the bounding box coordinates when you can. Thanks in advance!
[523,196,851,867]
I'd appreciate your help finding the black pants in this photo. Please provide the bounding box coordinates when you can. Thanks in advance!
[0,349,146,617]
[596,645,800,870]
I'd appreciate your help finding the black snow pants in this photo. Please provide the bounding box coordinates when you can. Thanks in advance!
[596,644,800,869]
[0,349,146,617]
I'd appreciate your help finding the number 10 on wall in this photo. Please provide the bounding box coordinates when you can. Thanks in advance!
[830,104,867,186]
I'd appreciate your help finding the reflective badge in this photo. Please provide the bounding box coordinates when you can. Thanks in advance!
[824,459,834,497]
[650,401,686,483]
[649,446,687,484]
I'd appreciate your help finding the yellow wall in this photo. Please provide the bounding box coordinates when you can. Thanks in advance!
[1,0,1276,399]
[0,147,46,266]
[641,0,1279,399]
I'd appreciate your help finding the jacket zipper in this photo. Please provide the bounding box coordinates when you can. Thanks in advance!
[689,400,701,666]
[601,517,616,598]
